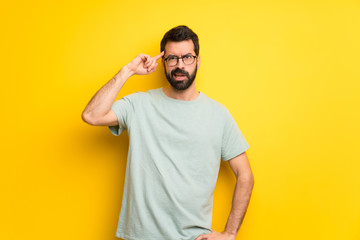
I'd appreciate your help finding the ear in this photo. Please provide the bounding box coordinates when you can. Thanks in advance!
[196,55,201,69]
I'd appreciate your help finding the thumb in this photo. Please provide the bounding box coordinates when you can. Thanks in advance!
[195,234,208,240]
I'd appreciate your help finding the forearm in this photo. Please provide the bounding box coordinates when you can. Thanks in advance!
[224,176,254,237]
[82,66,133,119]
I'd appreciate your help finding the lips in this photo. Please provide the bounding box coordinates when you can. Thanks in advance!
[173,75,186,81]
[172,69,188,81]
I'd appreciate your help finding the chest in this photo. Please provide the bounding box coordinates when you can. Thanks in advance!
[140,103,222,148]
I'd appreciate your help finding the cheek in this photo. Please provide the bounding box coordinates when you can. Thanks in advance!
[169,66,175,70]
[165,67,172,75]
[190,64,197,72]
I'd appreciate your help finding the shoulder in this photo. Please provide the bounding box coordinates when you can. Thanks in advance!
[122,90,146,99]
[121,88,158,102]
[200,91,229,114]
[200,92,237,128]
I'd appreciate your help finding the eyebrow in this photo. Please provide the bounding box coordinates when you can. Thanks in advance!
[167,53,193,58]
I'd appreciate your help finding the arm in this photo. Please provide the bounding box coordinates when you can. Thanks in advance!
[195,152,254,240]
[224,151,254,237]
[81,51,164,126]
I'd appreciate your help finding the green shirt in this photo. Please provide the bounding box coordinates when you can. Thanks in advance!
[109,87,249,240]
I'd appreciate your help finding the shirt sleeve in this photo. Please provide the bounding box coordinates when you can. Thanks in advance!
[221,108,250,161]
[108,93,137,136]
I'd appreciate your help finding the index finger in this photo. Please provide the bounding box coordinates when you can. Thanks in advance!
[153,51,164,61]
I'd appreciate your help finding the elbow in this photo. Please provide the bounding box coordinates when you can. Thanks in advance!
[249,174,254,189]
[248,171,255,187]
[82,111,96,125]
[238,172,254,189]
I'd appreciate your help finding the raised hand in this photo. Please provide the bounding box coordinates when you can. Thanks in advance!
[125,51,164,76]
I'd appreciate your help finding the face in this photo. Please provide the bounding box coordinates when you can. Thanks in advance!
[162,40,200,91]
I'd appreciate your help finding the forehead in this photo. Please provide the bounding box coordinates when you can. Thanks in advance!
[164,39,195,56]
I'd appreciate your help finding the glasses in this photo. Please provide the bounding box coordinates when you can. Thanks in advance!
[164,54,197,67]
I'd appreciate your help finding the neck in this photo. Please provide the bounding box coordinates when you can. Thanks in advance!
[163,84,199,101]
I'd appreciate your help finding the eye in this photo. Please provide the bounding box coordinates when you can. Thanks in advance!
[183,55,192,59]
[167,56,178,60]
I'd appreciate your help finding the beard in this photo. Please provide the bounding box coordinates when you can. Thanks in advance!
[165,66,197,91]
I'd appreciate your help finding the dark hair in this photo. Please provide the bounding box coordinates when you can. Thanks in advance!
[160,25,199,56]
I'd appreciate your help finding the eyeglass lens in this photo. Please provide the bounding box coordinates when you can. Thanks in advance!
[167,55,195,66]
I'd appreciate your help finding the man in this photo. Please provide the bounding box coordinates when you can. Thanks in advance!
[82,25,254,240]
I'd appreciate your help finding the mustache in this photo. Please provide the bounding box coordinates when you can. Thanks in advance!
[171,68,189,77]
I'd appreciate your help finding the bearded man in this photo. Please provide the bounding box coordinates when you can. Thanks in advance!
[82,25,254,240]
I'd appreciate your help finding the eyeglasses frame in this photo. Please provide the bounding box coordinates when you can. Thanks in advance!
[163,54,198,67]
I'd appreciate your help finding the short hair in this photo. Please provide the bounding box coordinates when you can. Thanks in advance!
[160,25,199,56]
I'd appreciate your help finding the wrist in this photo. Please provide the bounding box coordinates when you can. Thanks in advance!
[115,65,133,81]
[223,230,237,239]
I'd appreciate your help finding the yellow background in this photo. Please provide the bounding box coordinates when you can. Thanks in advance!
[2,0,359,239]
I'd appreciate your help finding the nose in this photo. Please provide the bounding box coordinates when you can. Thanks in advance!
[177,59,185,69]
